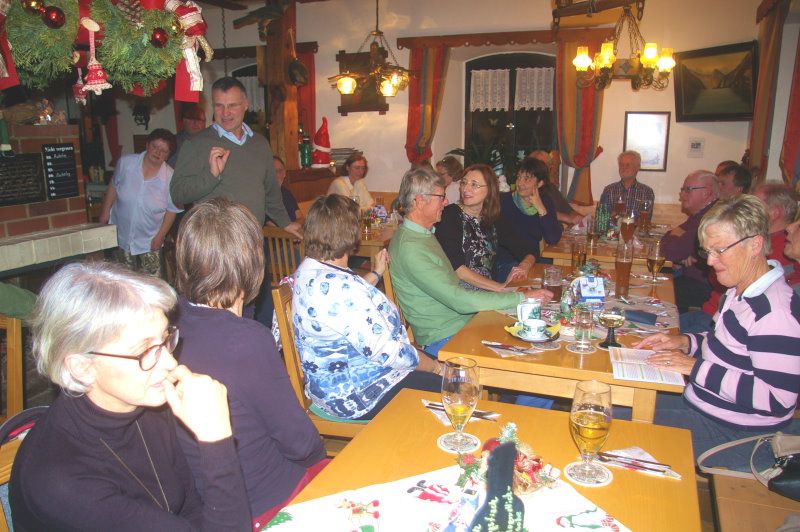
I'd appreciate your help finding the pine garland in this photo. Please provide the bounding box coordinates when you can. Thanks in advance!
[92,0,182,95]
[7,0,79,90]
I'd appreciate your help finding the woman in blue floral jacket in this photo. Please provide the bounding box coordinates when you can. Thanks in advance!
[293,194,442,420]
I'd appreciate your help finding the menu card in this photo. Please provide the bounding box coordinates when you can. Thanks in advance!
[608,347,685,386]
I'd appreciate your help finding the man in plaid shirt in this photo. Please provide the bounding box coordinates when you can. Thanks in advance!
[598,151,655,219]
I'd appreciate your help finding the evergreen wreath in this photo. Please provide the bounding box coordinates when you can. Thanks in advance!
[7,0,79,90]
[92,0,182,95]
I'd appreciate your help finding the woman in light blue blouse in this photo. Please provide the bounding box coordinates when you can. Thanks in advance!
[292,194,442,420]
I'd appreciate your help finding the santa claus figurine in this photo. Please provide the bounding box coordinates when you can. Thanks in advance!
[311,117,331,169]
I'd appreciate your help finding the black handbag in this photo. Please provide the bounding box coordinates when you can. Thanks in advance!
[698,432,800,501]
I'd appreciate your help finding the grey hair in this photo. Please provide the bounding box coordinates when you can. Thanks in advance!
[397,166,445,215]
[618,150,641,167]
[753,183,798,224]
[28,262,176,393]
[689,170,720,198]
[698,194,771,256]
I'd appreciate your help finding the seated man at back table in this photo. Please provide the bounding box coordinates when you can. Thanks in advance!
[598,150,655,220]
[662,170,719,313]
[388,167,553,357]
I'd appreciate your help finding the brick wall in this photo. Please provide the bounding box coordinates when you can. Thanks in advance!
[0,124,87,239]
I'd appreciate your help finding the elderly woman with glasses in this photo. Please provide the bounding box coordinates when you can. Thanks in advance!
[435,163,539,291]
[173,198,326,530]
[99,128,182,277]
[634,195,800,471]
[10,262,250,530]
[327,153,374,210]
[293,194,443,421]
[496,157,563,277]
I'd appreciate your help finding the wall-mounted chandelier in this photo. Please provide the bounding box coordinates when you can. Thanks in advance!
[570,3,675,91]
[327,0,410,98]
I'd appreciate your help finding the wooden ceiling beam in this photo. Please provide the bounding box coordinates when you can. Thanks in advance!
[396,27,614,50]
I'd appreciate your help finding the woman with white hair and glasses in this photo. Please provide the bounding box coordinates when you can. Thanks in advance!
[633,195,800,470]
[10,262,250,530]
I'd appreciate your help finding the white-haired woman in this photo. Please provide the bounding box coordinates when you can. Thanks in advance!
[634,195,800,471]
[10,262,250,530]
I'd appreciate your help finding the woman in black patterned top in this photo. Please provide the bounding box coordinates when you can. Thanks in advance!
[435,164,537,292]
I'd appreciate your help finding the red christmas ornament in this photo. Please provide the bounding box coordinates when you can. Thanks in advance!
[42,6,65,28]
[150,27,168,48]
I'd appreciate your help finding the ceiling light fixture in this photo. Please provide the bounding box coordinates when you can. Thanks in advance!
[327,0,410,97]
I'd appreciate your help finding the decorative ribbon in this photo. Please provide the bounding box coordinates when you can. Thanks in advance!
[165,0,213,93]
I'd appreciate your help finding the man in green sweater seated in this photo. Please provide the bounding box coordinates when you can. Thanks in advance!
[170,77,302,325]
[388,167,553,356]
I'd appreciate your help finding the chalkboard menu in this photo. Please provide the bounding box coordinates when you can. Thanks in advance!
[0,153,45,207]
[42,143,79,200]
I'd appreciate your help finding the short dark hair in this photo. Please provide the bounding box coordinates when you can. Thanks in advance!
[176,198,264,308]
[518,156,550,184]
[436,156,464,182]
[211,76,247,95]
[715,160,739,175]
[146,128,176,155]
[304,195,361,261]
[462,163,501,228]
[720,164,753,193]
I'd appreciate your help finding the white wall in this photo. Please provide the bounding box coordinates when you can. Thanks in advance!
[118,0,781,203]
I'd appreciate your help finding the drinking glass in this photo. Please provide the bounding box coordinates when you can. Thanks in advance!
[620,212,636,243]
[598,307,626,349]
[615,242,634,298]
[586,214,601,248]
[567,306,596,354]
[440,357,481,453]
[647,240,665,284]
[543,265,563,301]
[613,193,626,220]
[565,380,613,486]
[638,200,653,236]
[571,240,587,273]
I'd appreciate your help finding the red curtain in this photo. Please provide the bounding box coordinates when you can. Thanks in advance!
[405,46,450,165]
[779,32,800,190]
[748,0,789,176]
[556,39,604,206]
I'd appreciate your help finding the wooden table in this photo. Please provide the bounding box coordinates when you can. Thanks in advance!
[293,389,701,531]
[438,264,684,423]
[713,474,800,531]
[354,224,396,263]
[541,234,673,272]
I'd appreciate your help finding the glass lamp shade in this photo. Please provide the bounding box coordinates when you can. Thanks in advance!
[641,43,659,69]
[596,42,616,69]
[380,79,399,97]
[572,46,592,71]
[656,48,676,72]
[336,76,357,95]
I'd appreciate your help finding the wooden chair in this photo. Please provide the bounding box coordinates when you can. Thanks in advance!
[381,265,415,344]
[0,438,21,532]
[262,226,305,286]
[271,285,366,444]
[0,315,24,423]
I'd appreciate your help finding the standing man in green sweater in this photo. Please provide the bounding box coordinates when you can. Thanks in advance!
[171,77,302,325]
[389,167,553,356]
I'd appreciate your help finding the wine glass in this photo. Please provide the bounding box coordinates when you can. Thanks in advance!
[598,307,626,349]
[647,240,665,284]
[439,357,481,454]
[566,306,596,354]
[564,380,613,486]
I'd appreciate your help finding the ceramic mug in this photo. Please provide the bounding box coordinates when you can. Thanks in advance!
[517,297,542,323]
[521,318,547,340]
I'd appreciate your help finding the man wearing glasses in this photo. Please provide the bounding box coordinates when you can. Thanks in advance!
[662,170,719,312]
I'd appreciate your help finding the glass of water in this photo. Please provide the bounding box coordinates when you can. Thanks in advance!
[567,306,596,354]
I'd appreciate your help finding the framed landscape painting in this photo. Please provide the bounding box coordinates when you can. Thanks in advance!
[623,111,670,172]
[673,41,758,122]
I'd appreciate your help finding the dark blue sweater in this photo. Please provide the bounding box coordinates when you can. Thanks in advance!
[497,192,562,263]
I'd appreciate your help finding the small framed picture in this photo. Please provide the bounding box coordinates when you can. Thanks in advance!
[623,111,670,172]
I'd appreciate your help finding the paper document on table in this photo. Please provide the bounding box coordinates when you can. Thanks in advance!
[608,347,685,386]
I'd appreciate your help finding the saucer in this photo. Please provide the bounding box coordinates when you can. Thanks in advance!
[514,329,560,343]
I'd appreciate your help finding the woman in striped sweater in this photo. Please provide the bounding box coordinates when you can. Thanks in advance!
[635,195,800,471]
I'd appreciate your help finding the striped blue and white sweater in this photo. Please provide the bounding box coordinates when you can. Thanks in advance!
[684,260,800,429]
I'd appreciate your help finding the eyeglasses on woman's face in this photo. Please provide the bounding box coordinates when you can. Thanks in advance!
[89,326,180,371]
[698,235,756,259]
[460,180,488,190]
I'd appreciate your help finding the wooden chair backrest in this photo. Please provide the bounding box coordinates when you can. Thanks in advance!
[271,284,310,410]
[263,226,305,285]
[0,439,21,532]
[0,315,24,423]
[381,265,415,344]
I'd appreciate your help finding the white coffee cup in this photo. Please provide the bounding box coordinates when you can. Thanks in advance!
[521,318,547,340]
